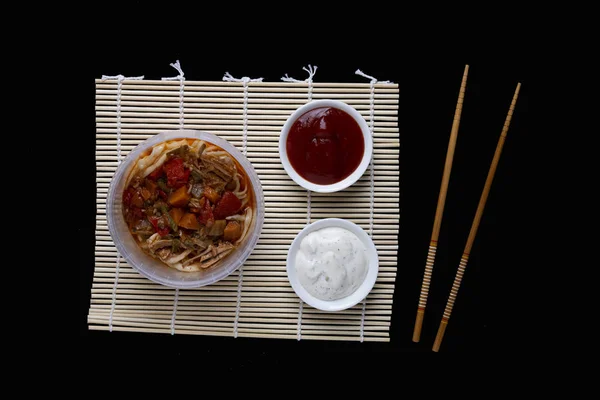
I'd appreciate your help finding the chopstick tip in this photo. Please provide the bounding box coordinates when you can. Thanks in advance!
[515,82,522,96]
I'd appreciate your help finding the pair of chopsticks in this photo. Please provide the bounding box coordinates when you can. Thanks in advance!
[412,64,521,351]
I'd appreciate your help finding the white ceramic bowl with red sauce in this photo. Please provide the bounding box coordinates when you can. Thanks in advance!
[279,100,373,193]
[106,130,265,289]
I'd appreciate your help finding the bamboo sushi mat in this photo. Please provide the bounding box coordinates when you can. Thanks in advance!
[90,77,399,341]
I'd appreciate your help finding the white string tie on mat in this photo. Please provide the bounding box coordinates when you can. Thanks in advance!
[222,72,264,84]
[359,301,367,340]
[100,74,144,165]
[355,68,391,342]
[160,61,187,334]
[101,73,144,332]
[222,72,263,156]
[355,69,391,141]
[223,72,263,338]
[355,68,392,237]
[297,300,304,341]
[162,60,186,129]
[281,64,318,102]
[170,288,179,335]
[281,65,319,341]
[280,64,319,227]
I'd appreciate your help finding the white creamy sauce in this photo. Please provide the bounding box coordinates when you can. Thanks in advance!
[295,227,368,301]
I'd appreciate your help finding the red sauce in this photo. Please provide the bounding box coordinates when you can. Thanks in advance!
[286,107,364,185]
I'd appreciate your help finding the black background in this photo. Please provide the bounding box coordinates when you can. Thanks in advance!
[78,10,532,364]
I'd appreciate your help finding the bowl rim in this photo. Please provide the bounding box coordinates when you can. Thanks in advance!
[279,99,373,193]
[286,218,379,312]
[106,129,265,289]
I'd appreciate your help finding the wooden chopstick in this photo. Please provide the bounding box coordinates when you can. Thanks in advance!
[413,65,469,342]
[432,82,522,352]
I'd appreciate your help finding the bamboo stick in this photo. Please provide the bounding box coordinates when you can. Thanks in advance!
[90,288,394,298]
[91,293,394,304]
[94,190,400,199]
[95,117,398,126]
[92,259,399,267]
[95,94,399,104]
[95,148,399,157]
[94,190,400,202]
[93,232,398,240]
[95,126,399,133]
[96,90,399,99]
[94,237,398,245]
[95,106,399,115]
[95,79,398,88]
[91,282,395,291]
[432,82,521,352]
[93,222,399,230]
[95,86,399,94]
[237,317,389,325]
[92,266,395,276]
[90,258,397,267]
[96,111,399,121]
[93,149,398,161]
[95,179,400,187]
[90,299,392,311]
[413,65,469,343]
[95,188,400,197]
[95,101,399,110]
[94,138,400,150]
[91,275,396,283]
[93,226,399,234]
[95,83,398,90]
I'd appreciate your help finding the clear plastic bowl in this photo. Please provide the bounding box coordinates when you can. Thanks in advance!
[106,130,265,289]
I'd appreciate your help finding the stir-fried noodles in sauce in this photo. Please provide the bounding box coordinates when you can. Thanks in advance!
[122,139,254,272]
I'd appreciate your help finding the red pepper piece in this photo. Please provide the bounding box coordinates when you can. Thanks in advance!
[213,191,242,219]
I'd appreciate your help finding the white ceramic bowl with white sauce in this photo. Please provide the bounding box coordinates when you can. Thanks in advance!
[286,218,379,311]
[279,100,372,193]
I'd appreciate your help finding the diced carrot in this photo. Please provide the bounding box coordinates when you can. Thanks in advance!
[131,191,144,208]
[204,186,220,204]
[168,186,191,207]
[169,208,185,225]
[223,221,242,242]
[140,188,152,201]
[145,180,157,193]
[178,213,200,230]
